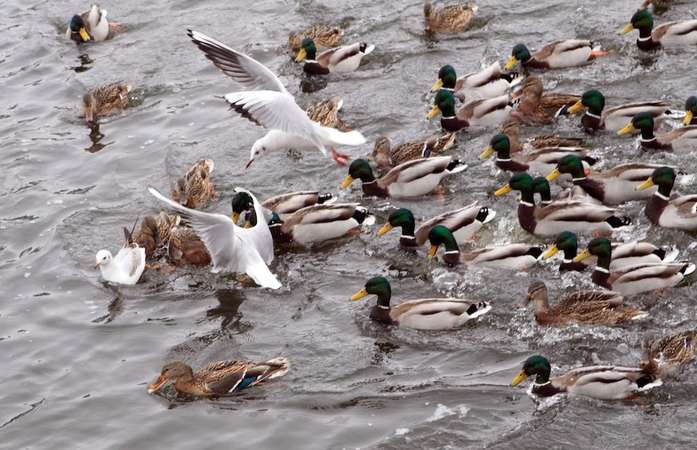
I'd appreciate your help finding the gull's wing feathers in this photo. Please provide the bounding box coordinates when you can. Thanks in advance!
[234,241,282,289]
[148,187,237,272]
[233,187,275,265]
[188,30,287,94]
[224,91,326,151]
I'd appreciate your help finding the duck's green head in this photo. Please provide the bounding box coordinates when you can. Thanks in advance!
[295,37,317,62]
[506,44,531,69]
[341,159,375,188]
[432,65,457,92]
[618,112,654,138]
[378,209,415,236]
[621,10,654,36]
[69,15,90,42]
[570,90,605,115]
[543,231,578,260]
[495,173,534,202]
[427,225,458,258]
[547,154,585,181]
[269,211,283,226]
[684,96,697,125]
[637,166,676,196]
[480,134,510,159]
[574,236,612,265]
[428,90,457,119]
[511,355,552,385]
[350,276,392,307]
[231,192,253,224]
[532,176,552,203]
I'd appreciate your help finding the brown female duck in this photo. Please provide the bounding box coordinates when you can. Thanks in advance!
[288,26,343,52]
[370,133,455,175]
[423,2,478,33]
[305,98,351,131]
[522,281,648,326]
[170,158,216,209]
[148,358,290,395]
[501,117,584,154]
[82,82,131,122]
[512,76,580,124]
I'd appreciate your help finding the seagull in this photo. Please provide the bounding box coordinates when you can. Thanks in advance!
[148,187,281,290]
[187,30,366,168]
[95,227,146,285]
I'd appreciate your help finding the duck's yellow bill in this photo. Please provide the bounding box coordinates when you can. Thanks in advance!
[350,287,369,301]
[232,212,241,224]
[479,145,495,159]
[572,248,592,263]
[431,79,444,92]
[428,245,438,259]
[295,48,307,62]
[148,376,168,393]
[617,123,635,135]
[546,168,562,182]
[340,175,355,189]
[494,184,513,196]
[636,177,655,190]
[79,28,90,41]
[377,223,393,236]
[510,370,529,386]
[542,245,559,259]
[504,56,518,70]
[620,23,634,35]
[684,111,693,126]
[427,105,440,120]
[568,100,585,113]
[84,106,94,122]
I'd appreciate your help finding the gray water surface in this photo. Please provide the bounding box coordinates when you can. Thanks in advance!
[2,0,697,448]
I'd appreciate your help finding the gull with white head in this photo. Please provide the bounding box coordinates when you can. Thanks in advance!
[187,30,366,168]
[95,227,146,285]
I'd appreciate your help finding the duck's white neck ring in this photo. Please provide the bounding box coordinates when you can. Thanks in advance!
[585,112,601,119]
[595,266,610,273]
[654,192,669,200]
[520,201,534,207]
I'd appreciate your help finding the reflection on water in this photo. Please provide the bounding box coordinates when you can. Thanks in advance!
[72,53,93,73]
[86,122,107,153]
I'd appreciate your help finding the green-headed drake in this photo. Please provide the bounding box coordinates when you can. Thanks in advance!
[377,203,495,247]
[295,37,374,75]
[618,112,697,154]
[350,276,490,330]
[621,9,697,50]
[268,204,374,244]
[495,173,629,236]
[573,237,695,295]
[567,89,670,131]
[428,90,512,132]
[505,40,612,70]
[430,62,519,101]
[637,166,697,231]
[370,133,455,175]
[511,355,660,400]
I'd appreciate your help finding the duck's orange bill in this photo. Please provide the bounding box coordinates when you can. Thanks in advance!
[376,223,393,236]
[494,184,512,196]
[510,370,529,386]
[148,376,168,393]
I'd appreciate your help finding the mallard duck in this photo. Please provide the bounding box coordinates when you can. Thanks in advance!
[618,112,697,154]
[148,358,290,395]
[170,158,215,209]
[149,187,281,289]
[511,76,580,124]
[480,134,594,178]
[370,134,455,175]
[546,154,675,204]
[533,177,554,206]
[305,98,351,131]
[684,96,697,125]
[288,26,343,52]
[542,231,677,272]
[423,2,478,33]
[495,173,629,236]
[66,5,109,42]
[267,204,375,244]
[155,211,179,244]
[522,281,648,326]
[511,355,660,399]
[505,40,612,70]
[428,225,543,270]
[341,157,467,198]
[636,166,697,231]
[642,330,696,374]
[567,90,671,131]
[350,276,491,330]
[95,226,146,285]
[188,31,366,167]
[167,226,212,266]
[131,216,162,259]
[428,90,512,132]
[377,203,496,247]
[430,62,519,101]
[573,237,695,295]
[295,38,375,75]
[261,191,335,220]
[82,82,131,122]
[501,117,584,154]
[621,10,697,50]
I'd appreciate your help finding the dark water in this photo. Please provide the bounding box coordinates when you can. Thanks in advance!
[2,0,697,448]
